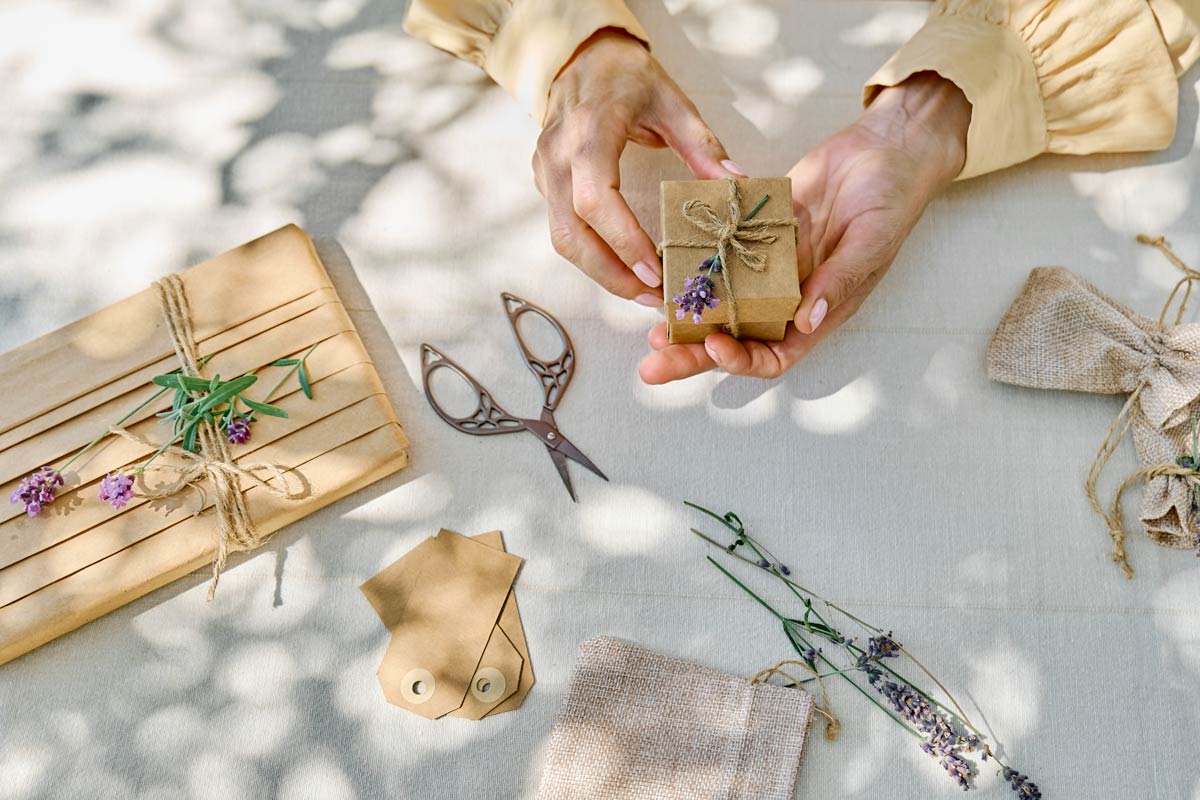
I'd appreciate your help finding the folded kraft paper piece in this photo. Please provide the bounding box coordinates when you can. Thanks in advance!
[360,529,533,720]
[0,225,409,665]
[536,636,814,800]
[987,251,1200,576]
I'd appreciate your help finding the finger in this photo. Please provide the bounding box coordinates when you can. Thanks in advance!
[653,86,746,180]
[542,155,657,303]
[794,217,897,334]
[532,150,546,197]
[647,322,670,350]
[702,333,788,379]
[639,342,716,384]
[572,128,663,289]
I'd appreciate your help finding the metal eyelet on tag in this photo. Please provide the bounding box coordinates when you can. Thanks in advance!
[469,667,506,704]
[401,668,435,705]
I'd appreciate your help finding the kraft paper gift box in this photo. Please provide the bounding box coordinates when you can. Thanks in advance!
[0,225,409,665]
[660,177,800,344]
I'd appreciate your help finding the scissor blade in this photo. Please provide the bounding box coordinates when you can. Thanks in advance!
[547,446,578,502]
[553,436,609,482]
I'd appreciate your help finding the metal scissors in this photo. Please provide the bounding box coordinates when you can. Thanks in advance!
[420,293,608,501]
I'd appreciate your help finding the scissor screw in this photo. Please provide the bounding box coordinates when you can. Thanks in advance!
[547,432,557,440]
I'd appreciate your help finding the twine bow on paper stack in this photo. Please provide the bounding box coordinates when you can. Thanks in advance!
[987,236,1200,577]
[113,275,304,600]
[658,176,798,338]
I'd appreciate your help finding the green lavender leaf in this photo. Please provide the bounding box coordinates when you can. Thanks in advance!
[194,375,257,416]
[269,358,300,367]
[298,363,312,399]
[241,397,288,418]
[153,374,214,393]
[182,420,199,453]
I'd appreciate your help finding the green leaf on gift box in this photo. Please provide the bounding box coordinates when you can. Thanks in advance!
[241,397,288,418]
[269,358,300,367]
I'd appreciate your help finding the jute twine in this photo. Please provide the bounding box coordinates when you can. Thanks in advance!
[659,177,797,338]
[751,659,840,742]
[110,274,303,600]
[1086,235,1200,578]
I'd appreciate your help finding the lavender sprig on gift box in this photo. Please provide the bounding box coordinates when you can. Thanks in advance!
[687,502,1041,797]
[10,345,317,518]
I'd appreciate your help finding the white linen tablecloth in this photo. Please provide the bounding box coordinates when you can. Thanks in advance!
[1,2,1198,798]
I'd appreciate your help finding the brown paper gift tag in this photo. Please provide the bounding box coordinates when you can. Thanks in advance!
[0,225,409,666]
[660,177,800,344]
[360,529,533,720]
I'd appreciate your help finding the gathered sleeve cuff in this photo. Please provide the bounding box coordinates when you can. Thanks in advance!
[404,0,650,124]
[864,0,1193,179]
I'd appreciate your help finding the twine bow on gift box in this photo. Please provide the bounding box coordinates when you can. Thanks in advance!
[111,274,305,600]
[987,236,1200,577]
[659,176,797,337]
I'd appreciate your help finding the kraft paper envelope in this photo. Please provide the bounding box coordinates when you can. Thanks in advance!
[0,225,410,665]
[360,529,534,720]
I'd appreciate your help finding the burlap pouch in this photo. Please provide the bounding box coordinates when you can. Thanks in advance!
[987,241,1200,576]
[535,636,813,800]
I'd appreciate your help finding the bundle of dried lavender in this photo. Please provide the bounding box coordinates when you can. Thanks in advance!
[688,502,1041,798]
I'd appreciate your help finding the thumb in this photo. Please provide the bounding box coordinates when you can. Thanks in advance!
[795,222,894,334]
[655,88,746,180]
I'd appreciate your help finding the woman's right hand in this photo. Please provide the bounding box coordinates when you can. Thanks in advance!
[534,29,745,307]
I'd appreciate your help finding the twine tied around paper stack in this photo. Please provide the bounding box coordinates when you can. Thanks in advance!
[658,176,798,338]
[110,275,303,600]
[987,235,1200,578]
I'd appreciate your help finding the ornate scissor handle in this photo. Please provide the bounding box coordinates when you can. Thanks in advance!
[419,344,525,435]
[501,292,575,412]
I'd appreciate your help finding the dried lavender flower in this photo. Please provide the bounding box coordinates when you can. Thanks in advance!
[868,632,901,660]
[9,467,64,517]
[97,472,135,510]
[801,647,821,669]
[673,271,720,324]
[226,415,252,445]
[1002,768,1042,800]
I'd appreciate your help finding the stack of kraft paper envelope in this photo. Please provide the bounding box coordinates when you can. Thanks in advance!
[0,225,409,665]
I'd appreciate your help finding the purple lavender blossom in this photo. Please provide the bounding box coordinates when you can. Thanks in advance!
[97,472,135,510]
[868,632,902,660]
[937,752,973,790]
[9,466,63,517]
[226,415,252,445]
[801,647,821,669]
[1002,768,1042,800]
[673,255,724,324]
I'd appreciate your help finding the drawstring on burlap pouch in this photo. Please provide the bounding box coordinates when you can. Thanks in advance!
[987,235,1200,577]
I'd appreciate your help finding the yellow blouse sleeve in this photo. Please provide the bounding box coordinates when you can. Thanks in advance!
[864,0,1200,179]
[404,0,649,124]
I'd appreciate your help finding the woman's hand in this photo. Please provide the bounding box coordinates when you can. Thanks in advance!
[639,72,971,383]
[534,29,743,307]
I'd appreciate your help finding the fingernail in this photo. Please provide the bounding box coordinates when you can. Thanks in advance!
[632,260,661,288]
[635,292,662,308]
[704,341,721,365]
[721,159,748,177]
[808,297,828,331]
